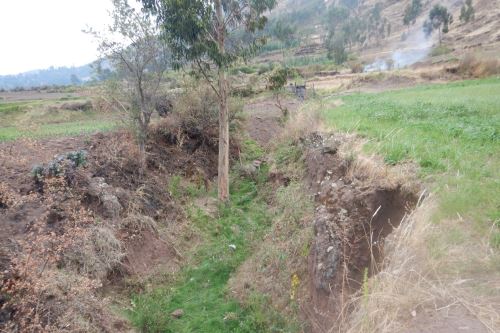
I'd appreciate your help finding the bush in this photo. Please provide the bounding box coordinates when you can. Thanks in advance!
[30,150,88,183]
[349,61,364,73]
[175,82,244,134]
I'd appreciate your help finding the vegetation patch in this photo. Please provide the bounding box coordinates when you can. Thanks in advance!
[128,142,299,332]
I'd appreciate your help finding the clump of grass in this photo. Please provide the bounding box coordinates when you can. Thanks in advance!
[430,45,453,57]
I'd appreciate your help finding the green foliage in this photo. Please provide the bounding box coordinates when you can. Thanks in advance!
[460,0,475,23]
[66,150,87,167]
[271,19,297,48]
[326,34,348,65]
[168,175,182,199]
[424,5,453,43]
[403,0,422,27]
[31,165,45,183]
[325,2,389,59]
[322,78,500,235]
[141,0,277,68]
[267,67,290,91]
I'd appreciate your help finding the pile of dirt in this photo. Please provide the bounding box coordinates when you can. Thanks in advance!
[0,118,220,332]
[301,133,417,332]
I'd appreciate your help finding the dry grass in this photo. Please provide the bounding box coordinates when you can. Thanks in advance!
[280,99,324,143]
[338,197,500,333]
[458,54,500,78]
[63,225,124,280]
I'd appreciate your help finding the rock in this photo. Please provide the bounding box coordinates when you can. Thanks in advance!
[102,194,123,218]
[171,309,184,319]
[88,177,110,197]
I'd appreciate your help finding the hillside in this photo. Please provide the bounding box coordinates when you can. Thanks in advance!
[264,0,500,67]
[0,64,94,90]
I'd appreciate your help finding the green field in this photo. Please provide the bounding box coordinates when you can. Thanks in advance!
[0,100,117,141]
[322,78,500,244]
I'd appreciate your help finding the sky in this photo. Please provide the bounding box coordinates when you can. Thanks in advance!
[0,0,114,75]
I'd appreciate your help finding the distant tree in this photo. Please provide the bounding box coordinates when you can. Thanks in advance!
[460,0,475,23]
[367,3,388,44]
[273,19,296,47]
[140,0,277,202]
[423,5,453,45]
[88,0,169,169]
[403,0,423,31]
[326,33,348,65]
[272,19,297,59]
[70,74,81,86]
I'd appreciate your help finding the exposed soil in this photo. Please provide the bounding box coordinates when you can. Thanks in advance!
[300,133,417,333]
[0,118,220,332]
[244,96,301,146]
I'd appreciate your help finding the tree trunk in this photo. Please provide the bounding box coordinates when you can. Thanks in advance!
[215,0,230,202]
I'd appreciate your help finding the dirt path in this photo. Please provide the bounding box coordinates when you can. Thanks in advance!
[244,96,301,146]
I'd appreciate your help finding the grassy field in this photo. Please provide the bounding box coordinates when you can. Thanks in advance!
[0,100,117,141]
[322,78,500,245]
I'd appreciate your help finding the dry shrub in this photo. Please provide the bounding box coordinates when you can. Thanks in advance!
[2,177,127,332]
[63,227,124,280]
[59,100,93,111]
[458,54,500,78]
[174,82,244,134]
[340,197,500,333]
[174,84,218,132]
[0,183,19,209]
[121,213,158,234]
[349,61,364,74]
[280,100,324,143]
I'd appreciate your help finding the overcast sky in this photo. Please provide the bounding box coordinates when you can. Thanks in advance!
[0,0,114,75]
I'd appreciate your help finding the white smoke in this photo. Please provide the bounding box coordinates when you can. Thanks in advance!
[364,25,436,72]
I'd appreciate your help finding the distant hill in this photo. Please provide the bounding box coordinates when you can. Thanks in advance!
[0,64,95,90]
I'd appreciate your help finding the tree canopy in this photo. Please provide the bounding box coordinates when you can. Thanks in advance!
[403,0,422,28]
[424,4,453,44]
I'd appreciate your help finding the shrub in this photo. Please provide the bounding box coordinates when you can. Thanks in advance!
[175,82,244,134]
[66,150,87,167]
[430,45,452,57]
[349,61,364,73]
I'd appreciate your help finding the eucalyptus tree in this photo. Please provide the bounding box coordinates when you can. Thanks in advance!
[423,5,453,45]
[140,0,277,202]
[403,0,422,31]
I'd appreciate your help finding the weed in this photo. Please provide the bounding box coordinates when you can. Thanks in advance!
[168,175,182,199]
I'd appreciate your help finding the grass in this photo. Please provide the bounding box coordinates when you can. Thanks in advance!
[0,100,118,141]
[322,78,500,244]
[127,141,299,333]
